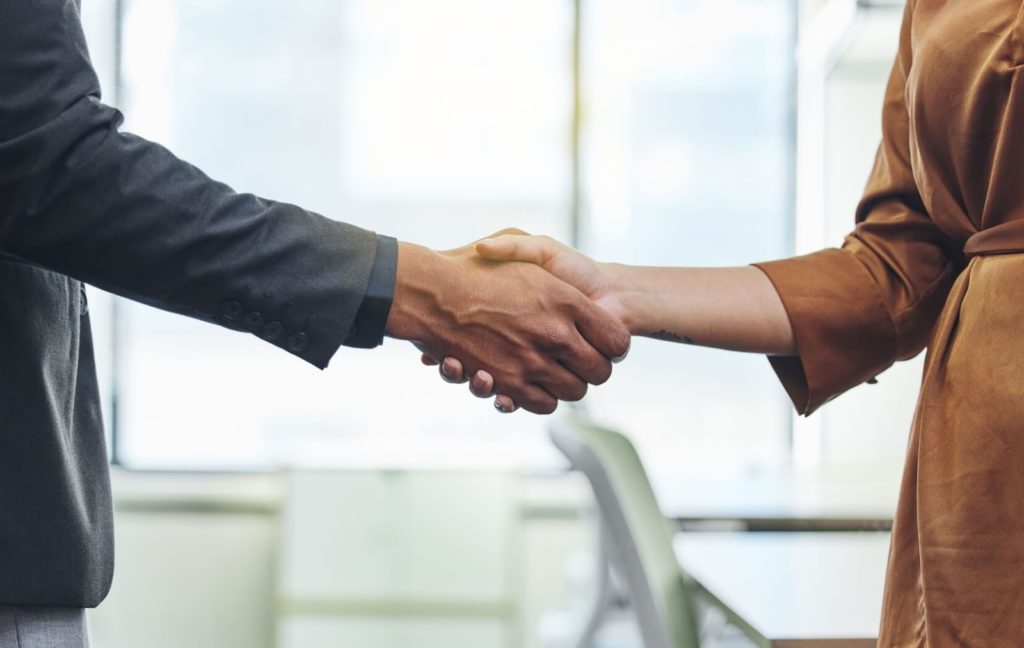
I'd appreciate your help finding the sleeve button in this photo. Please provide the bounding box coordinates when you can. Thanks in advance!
[243,311,264,331]
[263,321,284,341]
[222,301,243,321]
[288,332,308,352]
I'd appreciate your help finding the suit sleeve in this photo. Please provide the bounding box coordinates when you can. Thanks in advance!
[0,0,381,369]
[753,0,964,415]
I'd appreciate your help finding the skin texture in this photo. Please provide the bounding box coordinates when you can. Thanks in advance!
[428,232,795,412]
[384,235,631,415]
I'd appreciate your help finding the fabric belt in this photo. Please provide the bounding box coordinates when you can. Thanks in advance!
[964,219,1024,257]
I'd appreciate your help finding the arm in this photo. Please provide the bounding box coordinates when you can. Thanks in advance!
[0,0,628,414]
[430,237,794,411]
[0,0,379,367]
[452,1,963,414]
[609,266,794,354]
[471,244,797,356]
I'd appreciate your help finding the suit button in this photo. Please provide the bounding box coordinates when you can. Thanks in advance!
[263,321,284,341]
[243,311,264,331]
[222,301,243,321]
[288,332,308,352]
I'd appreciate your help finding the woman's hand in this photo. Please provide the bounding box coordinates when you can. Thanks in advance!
[477,234,631,326]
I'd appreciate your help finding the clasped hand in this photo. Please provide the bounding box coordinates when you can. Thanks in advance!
[384,230,628,414]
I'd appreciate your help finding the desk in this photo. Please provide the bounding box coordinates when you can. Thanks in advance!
[674,532,889,647]
[655,468,898,531]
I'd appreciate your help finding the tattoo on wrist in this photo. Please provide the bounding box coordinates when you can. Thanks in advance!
[648,330,694,345]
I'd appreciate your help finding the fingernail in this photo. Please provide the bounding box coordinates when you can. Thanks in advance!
[494,400,514,414]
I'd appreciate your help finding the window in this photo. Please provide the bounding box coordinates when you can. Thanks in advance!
[86,0,797,470]
[115,0,573,468]
[579,0,796,480]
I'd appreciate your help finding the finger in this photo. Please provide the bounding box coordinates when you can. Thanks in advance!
[513,384,559,415]
[439,357,468,384]
[475,234,557,264]
[571,296,631,363]
[469,371,495,398]
[558,330,614,386]
[421,354,439,366]
[529,360,589,402]
[493,394,517,414]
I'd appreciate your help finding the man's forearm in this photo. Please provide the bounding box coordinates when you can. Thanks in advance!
[608,264,797,356]
[1,0,388,368]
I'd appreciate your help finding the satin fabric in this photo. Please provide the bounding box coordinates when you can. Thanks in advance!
[756,0,1024,644]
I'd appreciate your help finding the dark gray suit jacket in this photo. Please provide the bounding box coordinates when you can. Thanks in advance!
[0,0,392,606]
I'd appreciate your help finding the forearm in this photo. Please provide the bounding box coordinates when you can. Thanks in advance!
[609,264,796,355]
[1,0,386,367]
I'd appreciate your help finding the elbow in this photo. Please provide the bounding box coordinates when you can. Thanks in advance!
[0,96,121,246]
[0,95,121,189]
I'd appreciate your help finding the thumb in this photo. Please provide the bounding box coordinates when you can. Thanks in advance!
[476,234,556,265]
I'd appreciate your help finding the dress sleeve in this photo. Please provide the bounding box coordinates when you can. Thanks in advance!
[754,0,964,415]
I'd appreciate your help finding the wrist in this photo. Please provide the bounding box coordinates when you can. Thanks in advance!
[603,262,650,335]
[385,242,444,342]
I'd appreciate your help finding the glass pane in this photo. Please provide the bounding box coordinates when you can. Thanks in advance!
[117,0,573,468]
[819,5,914,469]
[579,0,796,480]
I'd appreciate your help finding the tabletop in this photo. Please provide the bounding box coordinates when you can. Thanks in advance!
[655,466,899,531]
[674,531,890,647]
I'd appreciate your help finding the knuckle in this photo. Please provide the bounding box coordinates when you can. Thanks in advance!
[541,323,574,350]
[497,227,529,236]
[523,353,552,378]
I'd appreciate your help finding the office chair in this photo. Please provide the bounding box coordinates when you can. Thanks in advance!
[549,418,702,648]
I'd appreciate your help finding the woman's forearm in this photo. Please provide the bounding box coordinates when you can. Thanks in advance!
[607,264,796,356]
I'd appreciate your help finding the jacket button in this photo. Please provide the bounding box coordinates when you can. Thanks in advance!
[263,321,284,341]
[288,332,308,352]
[222,301,243,321]
[243,311,264,331]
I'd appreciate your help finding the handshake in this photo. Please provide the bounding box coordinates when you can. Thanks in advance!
[385,229,630,415]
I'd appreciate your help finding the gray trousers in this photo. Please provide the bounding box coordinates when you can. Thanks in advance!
[0,607,89,648]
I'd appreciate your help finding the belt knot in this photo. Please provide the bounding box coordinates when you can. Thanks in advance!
[963,220,1024,257]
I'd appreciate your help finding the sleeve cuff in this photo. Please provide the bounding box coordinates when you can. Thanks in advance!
[343,234,397,349]
[754,249,898,416]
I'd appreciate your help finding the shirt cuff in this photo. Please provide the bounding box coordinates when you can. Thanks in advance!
[753,250,898,416]
[343,234,397,349]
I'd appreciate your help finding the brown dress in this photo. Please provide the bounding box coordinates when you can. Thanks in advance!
[755,0,1024,645]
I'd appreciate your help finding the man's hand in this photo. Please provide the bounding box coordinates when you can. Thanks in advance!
[421,232,634,412]
[385,238,630,415]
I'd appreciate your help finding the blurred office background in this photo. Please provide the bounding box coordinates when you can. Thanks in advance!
[75,0,911,646]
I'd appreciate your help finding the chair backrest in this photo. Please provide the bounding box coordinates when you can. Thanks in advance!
[550,418,700,648]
